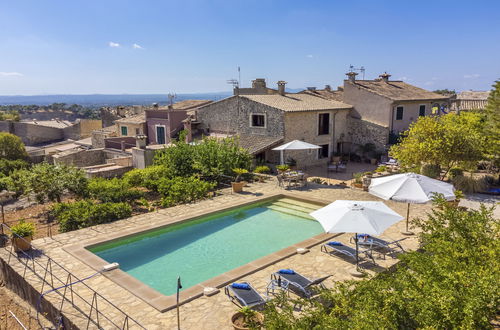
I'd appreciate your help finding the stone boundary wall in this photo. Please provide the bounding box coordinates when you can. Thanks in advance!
[347,116,389,152]
[0,257,78,329]
[52,148,106,167]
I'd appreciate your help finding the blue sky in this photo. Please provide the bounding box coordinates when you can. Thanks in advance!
[0,0,499,95]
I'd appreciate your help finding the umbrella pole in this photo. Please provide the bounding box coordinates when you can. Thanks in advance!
[280,150,284,165]
[403,203,414,235]
[355,233,359,271]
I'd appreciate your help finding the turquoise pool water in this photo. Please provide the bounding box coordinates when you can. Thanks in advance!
[89,198,322,295]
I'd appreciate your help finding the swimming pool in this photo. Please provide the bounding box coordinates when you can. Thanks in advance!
[88,197,323,296]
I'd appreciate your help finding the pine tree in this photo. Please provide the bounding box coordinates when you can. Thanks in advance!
[484,80,500,166]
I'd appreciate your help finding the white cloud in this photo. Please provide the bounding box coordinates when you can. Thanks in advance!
[464,73,480,79]
[306,54,313,58]
[0,72,23,77]
[424,81,435,86]
[132,43,143,49]
[109,41,120,48]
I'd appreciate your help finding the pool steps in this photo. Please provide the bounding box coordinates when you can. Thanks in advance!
[267,198,320,220]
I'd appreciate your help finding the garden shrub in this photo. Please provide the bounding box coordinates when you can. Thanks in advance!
[452,175,488,193]
[157,176,215,207]
[262,197,499,329]
[88,178,144,203]
[123,166,171,192]
[52,200,132,232]
[448,167,464,179]
[420,163,441,178]
[0,158,29,176]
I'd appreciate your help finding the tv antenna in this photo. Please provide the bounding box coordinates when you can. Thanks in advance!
[227,79,239,88]
[349,65,365,80]
[167,93,177,106]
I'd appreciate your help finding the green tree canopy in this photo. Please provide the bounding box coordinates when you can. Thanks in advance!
[0,132,28,160]
[21,163,88,203]
[484,80,500,167]
[390,112,487,178]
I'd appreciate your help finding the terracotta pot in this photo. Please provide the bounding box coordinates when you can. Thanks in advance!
[231,311,264,330]
[332,156,341,163]
[353,183,363,188]
[447,200,460,208]
[231,182,246,193]
[12,236,32,252]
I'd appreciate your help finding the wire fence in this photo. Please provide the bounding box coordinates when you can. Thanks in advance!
[0,223,146,330]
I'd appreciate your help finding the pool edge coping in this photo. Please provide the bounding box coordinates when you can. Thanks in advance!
[63,193,340,312]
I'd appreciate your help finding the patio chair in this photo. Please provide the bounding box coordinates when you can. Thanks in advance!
[224,282,267,308]
[321,241,376,265]
[351,234,407,254]
[271,269,331,298]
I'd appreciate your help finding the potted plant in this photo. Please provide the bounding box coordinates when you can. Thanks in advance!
[276,164,290,174]
[231,168,248,193]
[253,165,270,183]
[11,221,35,252]
[231,307,264,330]
[353,172,363,188]
[285,157,297,170]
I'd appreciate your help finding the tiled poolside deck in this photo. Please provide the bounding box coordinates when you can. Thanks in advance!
[1,180,437,329]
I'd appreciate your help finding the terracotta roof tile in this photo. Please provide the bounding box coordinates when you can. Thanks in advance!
[242,94,351,112]
[347,80,447,101]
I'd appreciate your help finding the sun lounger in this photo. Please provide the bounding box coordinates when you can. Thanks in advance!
[321,241,376,264]
[271,269,331,298]
[352,234,407,253]
[224,282,266,308]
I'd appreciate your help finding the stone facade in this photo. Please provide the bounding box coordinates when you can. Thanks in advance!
[197,95,350,168]
[197,97,285,137]
[51,148,106,167]
[347,116,390,152]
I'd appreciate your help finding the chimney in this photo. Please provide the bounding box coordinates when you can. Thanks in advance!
[277,81,287,96]
[135,134,147,149]
[346,71,358,83]
[379,72,391,83]
[168,104,173,110]
[252,78,267,89]
[325,85,331,91]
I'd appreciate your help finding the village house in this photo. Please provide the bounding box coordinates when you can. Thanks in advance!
[197,79,352,168]
[302,72,450,151]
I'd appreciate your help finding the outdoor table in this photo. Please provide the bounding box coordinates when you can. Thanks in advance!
[266,278,290,298]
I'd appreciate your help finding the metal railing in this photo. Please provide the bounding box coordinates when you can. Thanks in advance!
[0,223,146,330]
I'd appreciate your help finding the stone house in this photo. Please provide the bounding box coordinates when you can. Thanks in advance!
[197,79,352,168]
[302,72,450,152]
[115,114,146,137]
[450,90,490,112]
[146,100,212,145]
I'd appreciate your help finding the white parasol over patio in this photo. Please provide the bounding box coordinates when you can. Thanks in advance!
[272,140,321,165]
[369,172,455,234]
[310,200,403,271]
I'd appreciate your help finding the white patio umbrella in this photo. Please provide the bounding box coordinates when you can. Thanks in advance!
[272,140,321,165]
[369,172,455,234]
[310,200,403,271]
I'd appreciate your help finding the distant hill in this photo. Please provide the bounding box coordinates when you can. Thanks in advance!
[0,93,232,107]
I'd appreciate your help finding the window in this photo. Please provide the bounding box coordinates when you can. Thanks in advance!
[318,113,330,135]
[121,126,128,136]
[396,106,404,120]
[156,126,166,144]
[251,114,265,127]
[419,105,426,117]
[135,128,141,135]
[318,144,329,159]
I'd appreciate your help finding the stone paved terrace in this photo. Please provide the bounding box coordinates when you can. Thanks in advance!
[1,179,497,329]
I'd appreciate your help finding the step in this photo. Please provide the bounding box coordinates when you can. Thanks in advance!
[271,201,318,214]
[277,198,322,210]
[267,205,316,221]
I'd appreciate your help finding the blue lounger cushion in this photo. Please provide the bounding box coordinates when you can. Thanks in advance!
[278,269,295,275]
[327,241,343,246]
[357,234,370,239]
[232,283,251,290]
